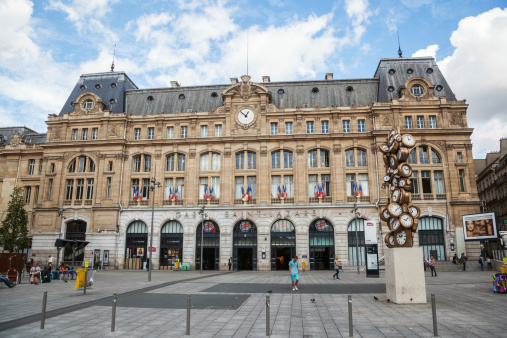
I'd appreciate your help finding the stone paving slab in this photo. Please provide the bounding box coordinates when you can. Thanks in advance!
[0,270,506,337]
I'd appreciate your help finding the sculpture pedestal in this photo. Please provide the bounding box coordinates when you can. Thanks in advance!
[385,247,427,304]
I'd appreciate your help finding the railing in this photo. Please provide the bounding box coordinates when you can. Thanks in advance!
[423,194,433,200]
[321,197,332,203]
[74,200,82,205]
[163,200,172,205]
[412,194,421,200]
[129,201,137,206]
[140,200,149,206]
[174,199,183,205]
[210,199,220,205]
[360,196,370,202]
[271,198,281,204]
[309,197,320,203]
[63,200,72,206]
[284,198,294,204]
[436,194,446,200]
[247,198,256,204]
[234,198,243,205]
[347,196,356,202]
[84,200,92,205]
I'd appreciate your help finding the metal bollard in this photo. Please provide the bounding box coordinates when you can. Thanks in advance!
[186,294,191,335]
[111,293,117,332]
[348,295,353,337]
[431,294,438,336]
[266,295,270,336]
[84,269,87,295]
[41,291,47,329]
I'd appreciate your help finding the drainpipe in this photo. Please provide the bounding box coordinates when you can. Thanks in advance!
[15,155,21,186]
[114,121,127,269]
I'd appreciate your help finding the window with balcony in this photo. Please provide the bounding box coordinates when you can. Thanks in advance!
[65,179,74,200]
[309,174,331,197]
[421,171,432,193]
[86,179,94,200]
[75,179,84,200]
[164,177,185,200]
[271,175,294,199]
[434,171,445,194]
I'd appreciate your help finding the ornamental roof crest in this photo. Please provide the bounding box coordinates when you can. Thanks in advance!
[222,75,271,101]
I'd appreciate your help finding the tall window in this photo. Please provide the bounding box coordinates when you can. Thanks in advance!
[167,127,174,139]
[358,120,365,132]
[86,179,94,199]
[434,171,445,193]
[419,146,429,164]
[144,155,151,172]
[417,116,425,129]
[405,116,413,129]
[431,149,441,164]
[309,174,331,197]
[75,179,84,199]
[236,151,256,170]
[92,128,98,140]
[148,127,154,139]
[48,179,53,200]
[235,177,244,198]
[345,148,367,167]
[164,178,185,199]
[408,149,417,164]
[132,155,151,172]
[457,152,462,163]
[346,174,355,196]
[248,176,257,198]
[28,159,35,175]
[410,172,419,194]
[459,169,466,192]
[321,121,329,134]
[201,125,208,138]
[285,122,293,135]
[421,171,432,193]
[306,121,314,134]
[39,160,43,174]
[429,116,436,129]
[72,129,78,141]
[25,186,31,204]
[106,177,111,199]
[134,128,141,140]
[343,120,350,133]
[68,156,95,173]
[181,126,188,138]
[215,124,222,137]
[271,122,278,135]
[166,153,185,171]
[65,179,74,200]
[308,149,330,168]
[345,150,354,167]
[82,129,88,141]
[358,174,369,196]
[284,151,293,169]
[34,186,39,204]
[271,175,294,198]
[200,152,220,171]
[357,149,367,166]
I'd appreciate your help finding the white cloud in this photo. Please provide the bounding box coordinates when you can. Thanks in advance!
[412,44,439,58]
[435,7,507,157]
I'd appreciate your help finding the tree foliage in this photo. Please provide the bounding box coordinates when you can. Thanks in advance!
[0,187,29,252]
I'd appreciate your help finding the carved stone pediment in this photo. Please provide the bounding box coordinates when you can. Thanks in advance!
[222,75,271,101]
[9,132,23,146]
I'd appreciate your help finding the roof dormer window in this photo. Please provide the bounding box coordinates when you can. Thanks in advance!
[410,85,424,97]
[83,99,94,110]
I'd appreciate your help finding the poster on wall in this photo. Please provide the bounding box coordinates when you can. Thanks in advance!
[462,212,498,241]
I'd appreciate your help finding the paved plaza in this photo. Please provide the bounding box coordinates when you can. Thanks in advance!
[0,268,505,337]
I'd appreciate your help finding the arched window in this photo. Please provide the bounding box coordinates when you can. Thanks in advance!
[419,217,445,261]
[125,221,148,265]
[127,221,148,233]
[160,221,183,267]
[271,219,295,233]
[308,149,330,168]
[200,152,221,171]
[271,150,293,169]
[235,151,256,170]
[132,154,152,172]
[161,221,183,233]
[408,146,445,199]
[166,153,186,172]
[68,156,95,173]
[64,220,87,262]
[347,219,365,266]
[309,219,334,270]
[271,220,296,270]
[431,149,441,164]
[345,148,367,167]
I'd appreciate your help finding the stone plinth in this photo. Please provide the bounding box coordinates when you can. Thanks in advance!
[385,247,427,304]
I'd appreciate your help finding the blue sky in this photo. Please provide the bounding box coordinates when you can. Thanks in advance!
[1,0,506,157]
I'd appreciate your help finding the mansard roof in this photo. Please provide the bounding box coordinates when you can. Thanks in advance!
[0,126,46,145]
[57,57,457,117]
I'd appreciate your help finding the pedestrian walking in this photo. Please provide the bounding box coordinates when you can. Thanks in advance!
[459,253,468,271]
[332,256,340,279]
[429,256,437,277]
[288,255,300,291]
[486,257,492,270]
[228,257,232,271]
[478,256,484,271]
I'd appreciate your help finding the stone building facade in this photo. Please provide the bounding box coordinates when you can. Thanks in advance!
[0,57,481,270]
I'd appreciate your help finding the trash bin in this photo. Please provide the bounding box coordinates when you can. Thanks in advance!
[75,269,96,289]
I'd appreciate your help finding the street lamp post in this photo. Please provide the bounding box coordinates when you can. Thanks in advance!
[351,201,361,275]
[199,202,206,274]
[56,209,66,268]
[148,166,162,282]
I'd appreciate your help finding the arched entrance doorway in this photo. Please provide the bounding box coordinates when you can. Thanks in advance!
[64,220,86,262]
[233,220,257,270]
[125,221,148,270]
[160,221,183,268]
[271,219,296,270]
[309,219,334,270]
[196,220,220,270]
[419,217,446,260]
[348,219,365,267]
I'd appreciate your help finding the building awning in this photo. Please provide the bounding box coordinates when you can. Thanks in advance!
[54,239,90,250]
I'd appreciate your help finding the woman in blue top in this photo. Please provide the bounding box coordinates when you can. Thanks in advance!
[288,255,300,291]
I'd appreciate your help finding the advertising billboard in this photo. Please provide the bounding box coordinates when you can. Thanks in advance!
[462,212,498,241]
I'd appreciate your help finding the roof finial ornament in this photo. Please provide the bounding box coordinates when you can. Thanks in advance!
[110,44,116,72]
[397,31,403,58]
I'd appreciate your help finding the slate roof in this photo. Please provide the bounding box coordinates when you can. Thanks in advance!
[0,126,46,145]
[374,57,456,102]
[57,57,457,117]
[58,72,138,116]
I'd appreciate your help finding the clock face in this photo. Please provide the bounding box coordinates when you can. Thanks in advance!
[385,233,395,248]
[392,177,399,187]
[392,189,400,202]
[396,231,407,245]
[398,163,412,177]
[380,143,389,153]
[408,205,420,218]
[391,219,401,231]
[402,134,415,147]
[382,208,390,221]
[388,203,403,217]
[238,108,255,125]
[400,213,414,228]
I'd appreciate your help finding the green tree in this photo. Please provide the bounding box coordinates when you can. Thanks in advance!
[0,187,30,252]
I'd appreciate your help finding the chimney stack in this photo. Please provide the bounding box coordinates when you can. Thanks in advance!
[230,78,238,84]
[325,73,333,80]
[170,81,180,87]
[262,76,271,83]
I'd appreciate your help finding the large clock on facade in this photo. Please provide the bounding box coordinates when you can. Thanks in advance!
[237,108,255,125]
